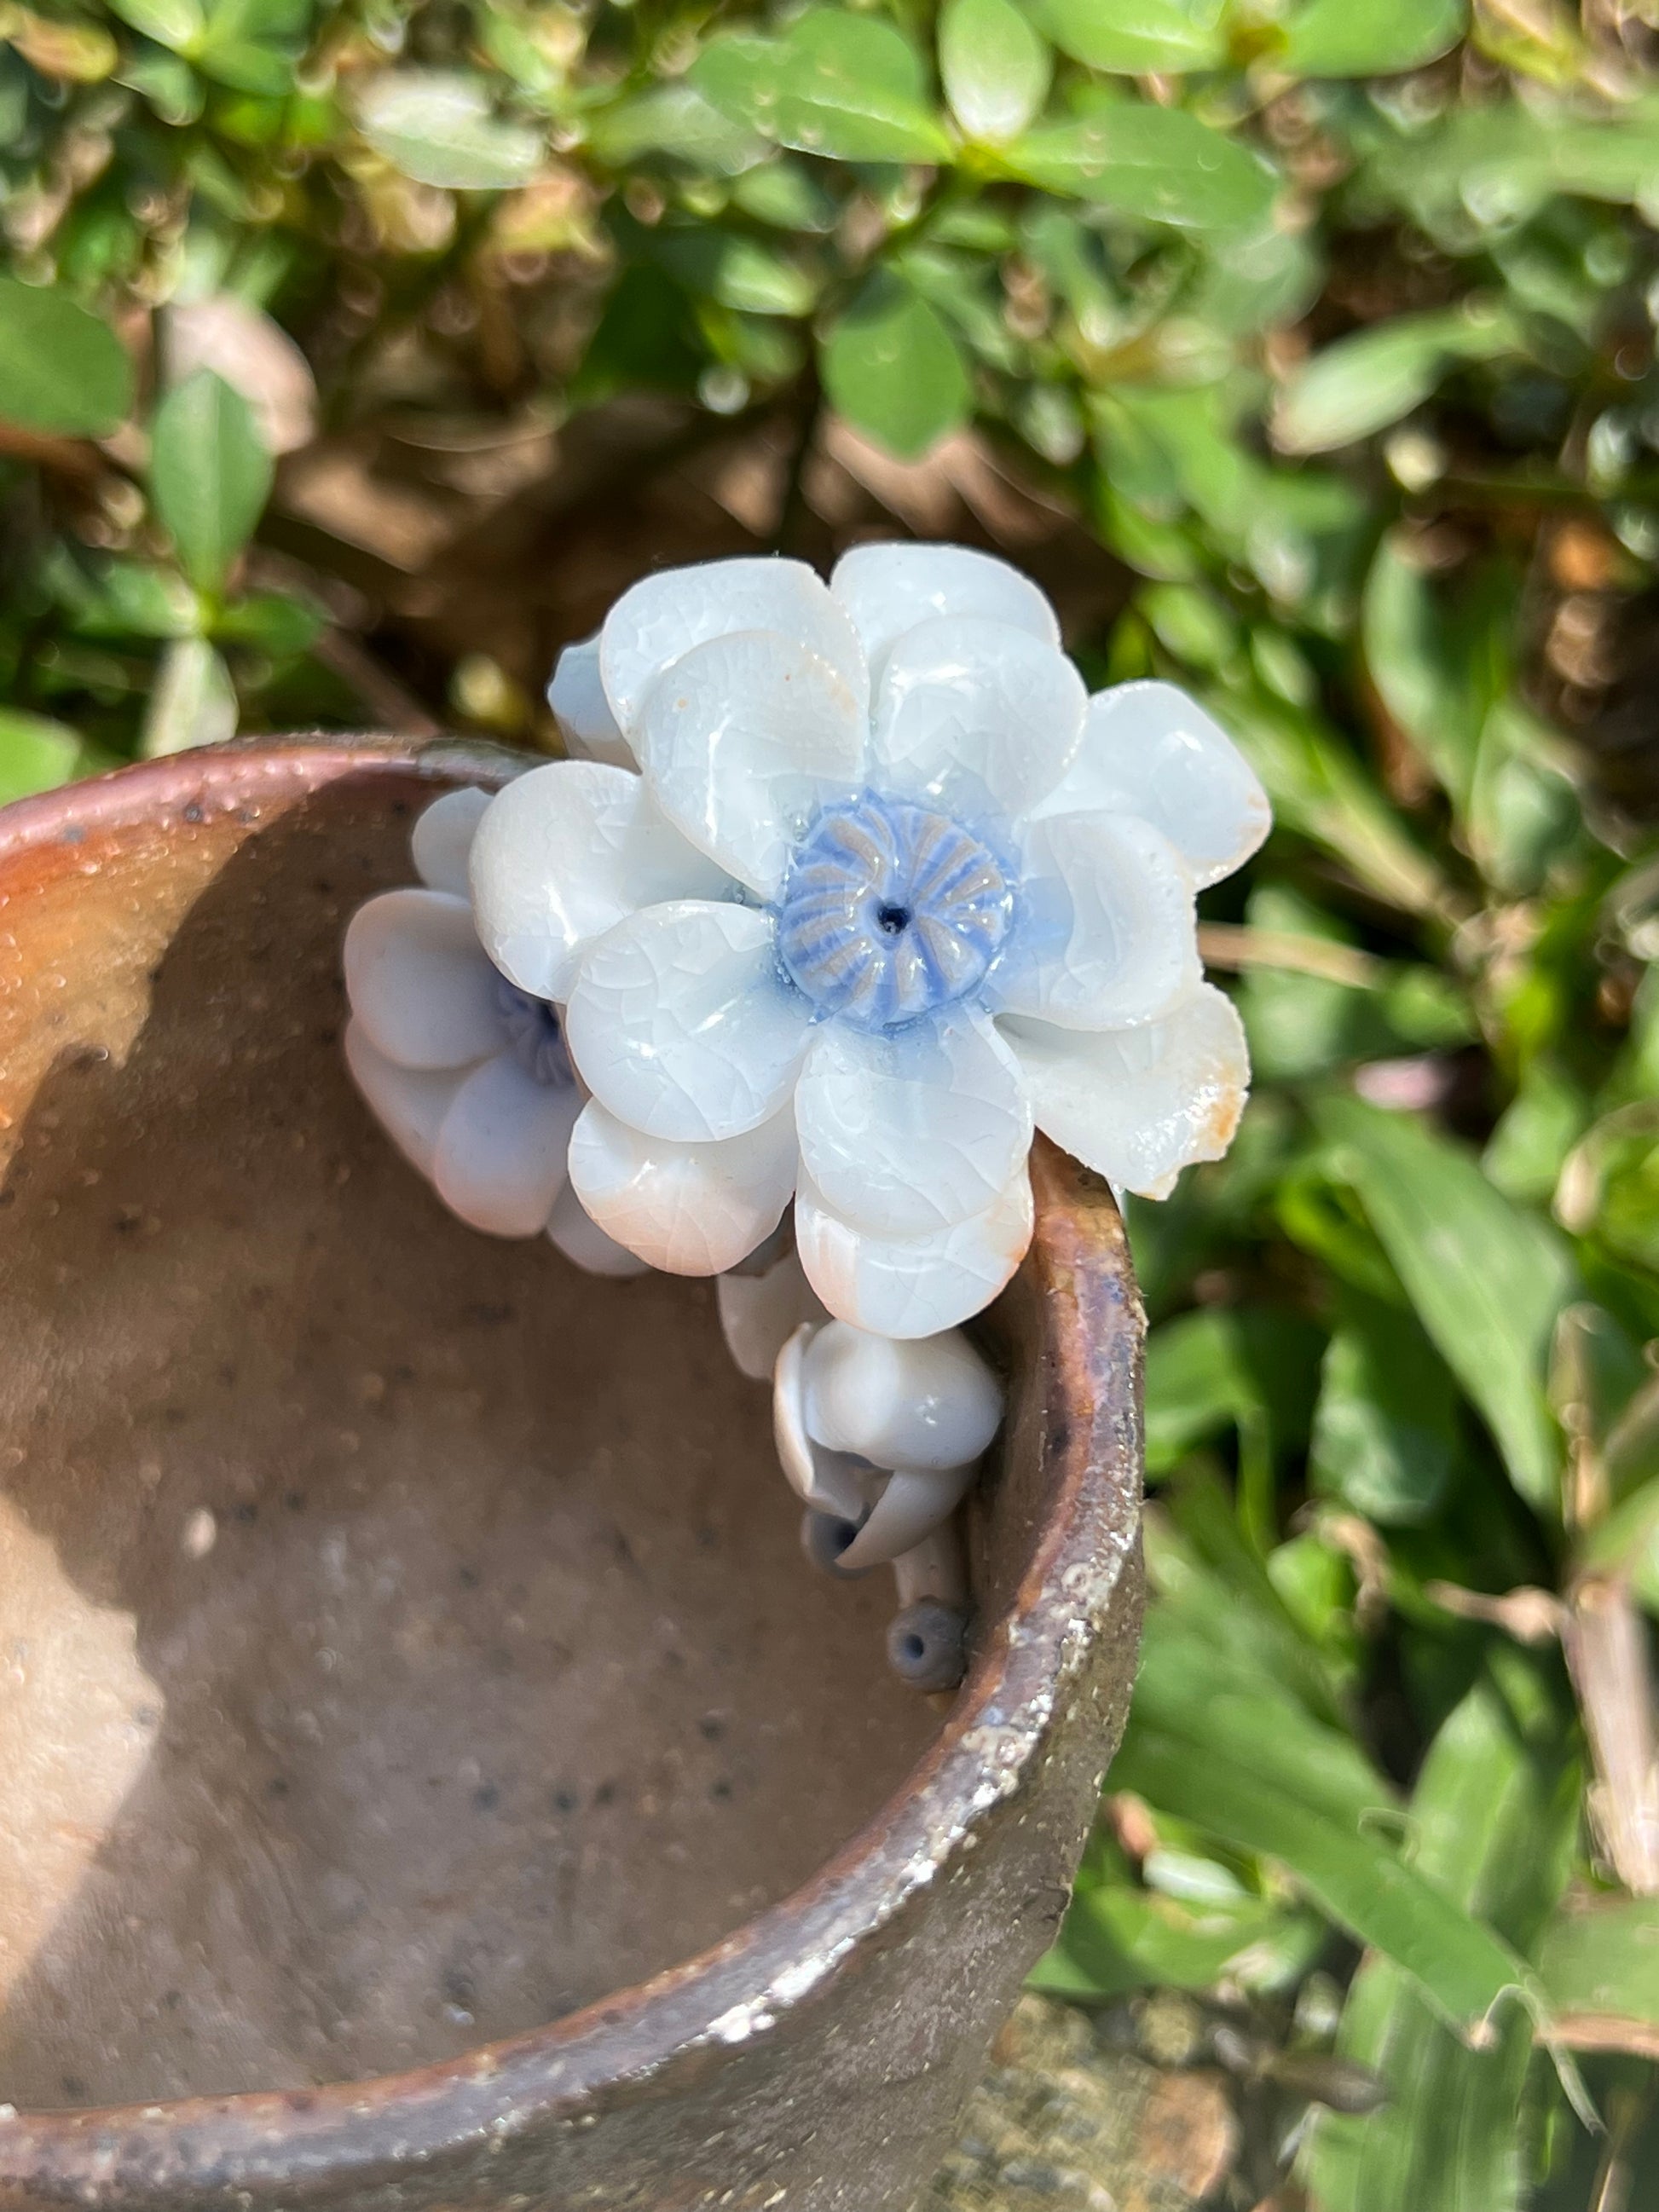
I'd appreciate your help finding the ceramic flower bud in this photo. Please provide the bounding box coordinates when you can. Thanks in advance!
[772,1318,1003,1574]
[343,788,646,1278]
[474,543,1268,1337]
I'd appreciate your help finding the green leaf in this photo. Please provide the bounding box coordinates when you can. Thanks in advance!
[1041,1876,1312,1998]
[1310,1290,1460,1527]
[1144,1308,1252,1473]
[0,280,133,437]
[149,371,273,595]
[211,590,325,656]
[357,71,543,191]
[59,556,201,640]
[586,84,770,175]
[1361,529,1497,810]
[692,12,952,166]
[1274,306,1521,454]
[820,270,971,459]
[105,0,205,51]
[1316,1096,1578,1512]
[645,227,818,318]
[194,38,294,94]
[1113,1717,1532,2036]
[1217,689,1453,921]
[0,710,87,805]
[1537,1897,1659,2055]
[939,0,1049,145]
[1009,103,1276,233]
[1483,1060,1590,1205]
[1035,0,1227,73]
[140,637,239,755]
[1280,0,1466,78]
[1300,1672,1579,2209]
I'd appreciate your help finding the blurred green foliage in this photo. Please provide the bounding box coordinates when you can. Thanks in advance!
[3,0,1659,2200]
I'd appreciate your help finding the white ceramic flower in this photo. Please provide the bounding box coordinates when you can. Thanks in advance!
[471,544,1268,1336]
[343,786,645,1277]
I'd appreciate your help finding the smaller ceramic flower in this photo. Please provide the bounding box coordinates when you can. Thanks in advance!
[343,786,645,1277]
[476,543,1269,1336]
[771,1317,1004,1573]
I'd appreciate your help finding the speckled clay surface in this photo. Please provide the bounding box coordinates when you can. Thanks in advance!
[0,739,1143,2212]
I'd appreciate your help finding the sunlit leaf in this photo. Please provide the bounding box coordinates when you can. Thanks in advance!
[692,11,952,165]
[1114,1716,1533,2035]
[1275,307,1522,454]
[1008,105,1277,233]
[1280,0,1466,78]
[149,371,272,596]
[0,710,88,804]
[357,71,543,191]
[1301,1670,1578,2207]
[1035,0,1227,73]
[1537,1897,1659,2058]
[587,84,770,174]
[939,0,1049,145]
[140,637,238,755]
[105,0,204,51]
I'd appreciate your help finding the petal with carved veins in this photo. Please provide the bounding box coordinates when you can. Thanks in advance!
[470,759,733,1003]
[794,1006,1032,1238]
[795,1165,1033,1338]
[567,1100,799,1275]
[601,556,866,732]
[564,900,812,1142]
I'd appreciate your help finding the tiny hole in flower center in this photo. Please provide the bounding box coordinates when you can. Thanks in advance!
[876,903,911,937]
[899,1632,928,1663]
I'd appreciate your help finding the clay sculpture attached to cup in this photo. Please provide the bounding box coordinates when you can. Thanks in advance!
[0,541,1265,2211]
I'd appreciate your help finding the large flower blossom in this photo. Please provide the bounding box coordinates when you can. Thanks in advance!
[343,787,644,1277]
[471,545,1268,1337]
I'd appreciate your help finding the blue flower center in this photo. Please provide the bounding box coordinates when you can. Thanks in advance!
[494,973,574,1087]
[776,792,1014,1033]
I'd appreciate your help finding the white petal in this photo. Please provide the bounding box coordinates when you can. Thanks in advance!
[411,785,491,896]
[564,900,811,1142]
[566,1100,798,1276]
[716,1250,828,1382]
[600,556,867,733]
[634,632,865,898]
[546,1178,650,1278]
[870,617,1086,822]
[803,1322,1003,1470]
[549,633,633,767]
[773,1324,869,1522]
[1032,680,1270,890]
[1001,983,1249,1199]
[794,1007,1032,1237]
[469,759,733,1002]
[989,811,1199,1030]
[431,1053,581,1237]
[795,1166,1034,1338]
[344,1018,462,1177]
[344,887,506,1070]
[830,541,1061,681]
[838,1465,975,1571]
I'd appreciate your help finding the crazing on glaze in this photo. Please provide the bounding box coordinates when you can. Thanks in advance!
[341,542,1269,1686]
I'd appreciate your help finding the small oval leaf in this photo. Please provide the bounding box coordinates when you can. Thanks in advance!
[0,280,134,437]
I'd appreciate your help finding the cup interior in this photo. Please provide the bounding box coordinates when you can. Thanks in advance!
[0,759,940,2111]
